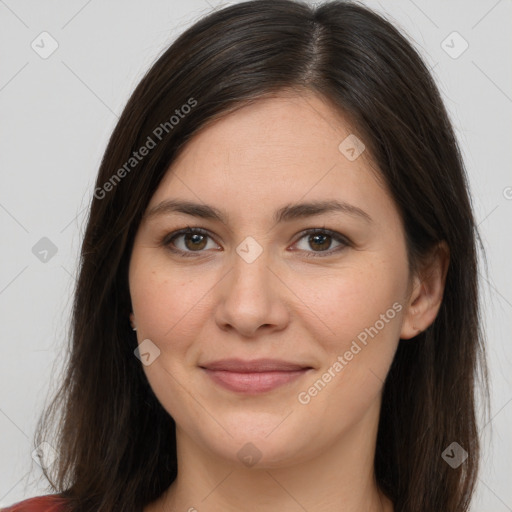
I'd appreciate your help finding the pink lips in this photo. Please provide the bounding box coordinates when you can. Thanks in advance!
[200,358,312,394]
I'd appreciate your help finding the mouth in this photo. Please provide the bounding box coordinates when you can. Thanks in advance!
[199,358,313,394]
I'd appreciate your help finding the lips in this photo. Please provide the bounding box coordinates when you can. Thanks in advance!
[201,358,311,372]
[200,358,313,394]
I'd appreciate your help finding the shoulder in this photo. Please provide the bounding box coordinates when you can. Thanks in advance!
[1,495,68,512]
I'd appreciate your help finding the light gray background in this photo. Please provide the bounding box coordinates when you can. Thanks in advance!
[0,0,510,510]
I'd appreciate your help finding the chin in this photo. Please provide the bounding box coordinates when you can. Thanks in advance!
[199,417,319,469]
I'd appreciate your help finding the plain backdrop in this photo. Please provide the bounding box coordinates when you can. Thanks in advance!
[0,0,511,510]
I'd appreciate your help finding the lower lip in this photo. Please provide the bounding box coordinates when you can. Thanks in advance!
[202,368,310,394]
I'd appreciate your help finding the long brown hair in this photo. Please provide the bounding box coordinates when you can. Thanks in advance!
[34,1,489,510]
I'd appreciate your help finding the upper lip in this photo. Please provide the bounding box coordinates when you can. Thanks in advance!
[200,358,312,372]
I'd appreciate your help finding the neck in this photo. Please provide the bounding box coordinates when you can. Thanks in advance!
[148,398,393,512]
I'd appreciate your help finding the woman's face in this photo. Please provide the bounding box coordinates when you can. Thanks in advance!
[129,90,413,468]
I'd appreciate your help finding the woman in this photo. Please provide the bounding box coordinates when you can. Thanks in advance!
[3,0,489,511]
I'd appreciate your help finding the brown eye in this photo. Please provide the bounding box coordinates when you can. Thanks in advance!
[183,232,207,251]
[308,233,332,251]
[293,229,349,257]
[164,228,220,256]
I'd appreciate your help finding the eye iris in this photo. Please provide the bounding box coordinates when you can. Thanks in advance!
[309,233,331,251]
[184,233,207,251]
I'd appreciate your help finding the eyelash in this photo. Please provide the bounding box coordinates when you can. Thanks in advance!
[161,226,351,259]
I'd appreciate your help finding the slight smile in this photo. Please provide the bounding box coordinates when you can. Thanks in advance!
[200,358,314,394]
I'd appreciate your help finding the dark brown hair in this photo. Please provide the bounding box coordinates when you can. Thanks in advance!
[34,1,489,511]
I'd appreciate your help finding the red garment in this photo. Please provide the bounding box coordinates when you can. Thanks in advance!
[1,495,67,512]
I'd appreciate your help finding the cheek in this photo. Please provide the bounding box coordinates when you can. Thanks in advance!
[293,269,404,428]
[129,255,214,420]
[129,254,207,348]
[297,260,406,346]
[294,257,406,407]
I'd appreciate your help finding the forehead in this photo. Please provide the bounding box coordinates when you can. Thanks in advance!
[146,91,394,225]
[174,91,362,175]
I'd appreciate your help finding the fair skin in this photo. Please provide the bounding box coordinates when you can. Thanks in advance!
[130,90,448,512]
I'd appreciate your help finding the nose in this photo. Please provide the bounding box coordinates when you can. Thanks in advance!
[214,250,289,338]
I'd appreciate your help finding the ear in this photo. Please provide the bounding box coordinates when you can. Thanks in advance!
[400,241,450,340]
[129,312,137,331]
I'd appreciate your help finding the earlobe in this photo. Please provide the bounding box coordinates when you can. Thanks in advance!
[400,278,424,340]
[400,242,450,340]
[130,312,137,331]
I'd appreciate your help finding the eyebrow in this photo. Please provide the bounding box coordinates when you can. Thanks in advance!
[143,199,372,224]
